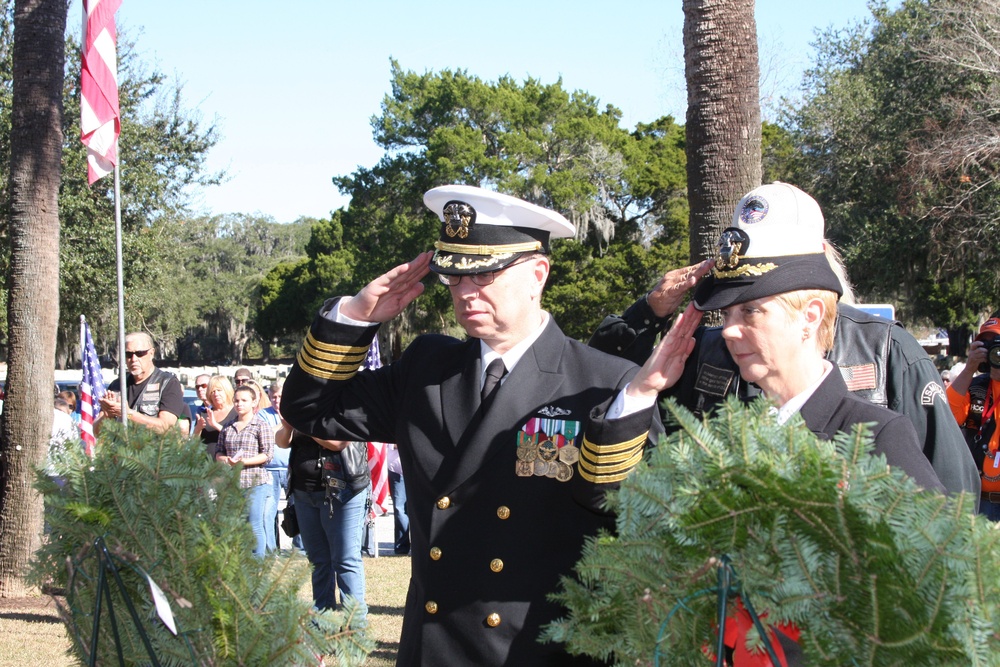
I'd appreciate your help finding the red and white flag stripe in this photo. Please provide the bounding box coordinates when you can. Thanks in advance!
[368,441,389,515]
[80,0,121,184]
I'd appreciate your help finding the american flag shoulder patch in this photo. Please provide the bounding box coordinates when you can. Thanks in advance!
[840,363,877,392]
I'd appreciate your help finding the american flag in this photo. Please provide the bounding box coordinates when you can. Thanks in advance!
[364,336,390,516]
[80,318,107,456]
[840,363,877,393]
[80,0,121,184]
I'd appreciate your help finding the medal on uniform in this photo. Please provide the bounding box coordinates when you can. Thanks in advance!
[517,431,539,462]
[533,459,550,476]
[537,438,558,462]
[555,461,574,482]
[515,459,534,477]
[558,444,580,465]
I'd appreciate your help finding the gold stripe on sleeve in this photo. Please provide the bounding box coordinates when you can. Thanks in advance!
[295,332,370,380]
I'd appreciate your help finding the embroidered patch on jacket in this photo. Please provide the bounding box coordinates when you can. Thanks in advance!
[920,381,945,406]
[515,416,580,481]
[695,364,735,397]
[840,364,877,392]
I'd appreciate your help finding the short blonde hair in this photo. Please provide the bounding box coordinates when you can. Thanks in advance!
[771,289,839,353]
[206,375,234,408]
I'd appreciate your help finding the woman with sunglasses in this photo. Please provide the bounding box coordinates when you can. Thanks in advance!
[194,375,237,459]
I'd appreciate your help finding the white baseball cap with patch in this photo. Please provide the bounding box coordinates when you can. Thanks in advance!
[693,182,843,311]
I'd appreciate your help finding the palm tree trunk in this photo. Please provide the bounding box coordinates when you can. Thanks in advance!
[683,0,762,264]
[0,0,67,597]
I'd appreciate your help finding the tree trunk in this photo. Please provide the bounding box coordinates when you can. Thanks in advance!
[0,0,67,597]
[683,0,762,264]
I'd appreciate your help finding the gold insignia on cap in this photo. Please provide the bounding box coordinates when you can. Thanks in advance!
[443,202,474,239]
[454,255,505,271]
[712,262,778,279]
[715,229,749,270]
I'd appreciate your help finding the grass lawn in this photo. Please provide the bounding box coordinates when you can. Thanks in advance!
[0,553,410,667]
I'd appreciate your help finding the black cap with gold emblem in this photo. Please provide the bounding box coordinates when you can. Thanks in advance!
[423,185,575,275]
[693,182,843,311]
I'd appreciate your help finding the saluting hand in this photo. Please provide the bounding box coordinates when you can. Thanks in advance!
[646,259,713,318]
[626,303,702,400]
[340,251,434,323]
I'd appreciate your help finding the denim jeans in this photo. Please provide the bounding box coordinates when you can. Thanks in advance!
[388,470,410,554]
[266,468,286,552]
[245,482,274,558]
[979,496,1000,521]
[294,487,368,624]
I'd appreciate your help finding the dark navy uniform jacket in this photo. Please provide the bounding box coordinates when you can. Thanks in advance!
[282,299,661,667]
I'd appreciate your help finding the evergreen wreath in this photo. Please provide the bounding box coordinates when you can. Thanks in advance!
[544,397,1000,666]
[33,423,371,666]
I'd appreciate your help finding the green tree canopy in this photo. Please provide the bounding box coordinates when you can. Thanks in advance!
[786,0,1000,338]
[264,61,690,348]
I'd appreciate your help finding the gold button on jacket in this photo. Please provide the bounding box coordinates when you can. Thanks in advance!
[490,558,504,573]
[429,546,442,560]
[486,612,501,627]
[425,601,438,614]
[437,496,451,509]
[496,505,510,520]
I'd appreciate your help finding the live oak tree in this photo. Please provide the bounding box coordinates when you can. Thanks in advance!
[261,61,690,346]
[0,0,66,598]
[55,32,222,364]
[787,0,1000,345]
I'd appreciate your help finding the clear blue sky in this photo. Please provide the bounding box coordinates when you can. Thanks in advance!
[70,1,889,223]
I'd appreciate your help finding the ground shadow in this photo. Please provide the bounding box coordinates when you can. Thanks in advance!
[0,611,62,624]
[368,605,404,617]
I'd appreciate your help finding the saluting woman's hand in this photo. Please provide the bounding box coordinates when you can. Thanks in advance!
[626,303,702,400]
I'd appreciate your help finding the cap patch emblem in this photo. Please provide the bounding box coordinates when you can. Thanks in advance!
[443,201,474,239]
[715,228,750,270]
[740,196,769,225]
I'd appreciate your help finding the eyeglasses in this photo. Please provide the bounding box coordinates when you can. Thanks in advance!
[235,377,251,385]
[437,258,535,287]
[125,349,151,359]
[195,383,208,389]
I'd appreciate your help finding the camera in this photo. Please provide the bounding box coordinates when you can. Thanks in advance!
[979,336,1000,373]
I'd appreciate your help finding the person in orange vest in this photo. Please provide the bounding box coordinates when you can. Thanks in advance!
[947,315,1000,520]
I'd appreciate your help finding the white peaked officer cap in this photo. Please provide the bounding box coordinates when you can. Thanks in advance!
[424,184,574,275]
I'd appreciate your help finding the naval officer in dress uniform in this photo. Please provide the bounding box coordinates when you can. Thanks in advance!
[280,185,697,666]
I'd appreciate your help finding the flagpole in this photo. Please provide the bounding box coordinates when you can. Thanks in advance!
[114,163,127,429]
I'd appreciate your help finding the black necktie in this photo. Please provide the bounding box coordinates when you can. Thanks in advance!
[481,358,507,403]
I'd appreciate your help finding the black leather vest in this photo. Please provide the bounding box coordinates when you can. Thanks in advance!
[131,367,174,418]
[828,305,893,409]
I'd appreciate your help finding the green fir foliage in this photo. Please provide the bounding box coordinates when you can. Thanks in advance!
[32,425,371,666]
[546,397,1000,666]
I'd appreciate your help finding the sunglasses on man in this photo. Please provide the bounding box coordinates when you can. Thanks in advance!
[124,349,151,359]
